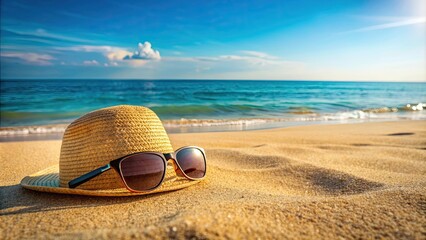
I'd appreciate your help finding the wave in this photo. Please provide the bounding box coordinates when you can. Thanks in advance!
[0,124,68,136]
[2,105,424,136]
[288,106,317,114]
[363,103,425,113]
[2,102,424,122]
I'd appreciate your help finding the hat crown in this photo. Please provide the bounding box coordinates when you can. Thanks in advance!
[58,105,173,189]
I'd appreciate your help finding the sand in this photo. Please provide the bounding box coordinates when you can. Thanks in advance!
[1,121,425,239]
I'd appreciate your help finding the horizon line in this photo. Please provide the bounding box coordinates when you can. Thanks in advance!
[1,78,425,83]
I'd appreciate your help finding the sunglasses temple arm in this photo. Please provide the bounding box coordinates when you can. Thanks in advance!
[68,164,111,188]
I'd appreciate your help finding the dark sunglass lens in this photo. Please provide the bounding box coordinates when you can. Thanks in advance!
[176,148,206,179]
[120,153,165,191]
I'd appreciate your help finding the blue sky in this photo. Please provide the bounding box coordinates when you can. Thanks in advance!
[1,0,425,81]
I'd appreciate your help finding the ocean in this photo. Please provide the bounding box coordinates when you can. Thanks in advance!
[1,80,425,138]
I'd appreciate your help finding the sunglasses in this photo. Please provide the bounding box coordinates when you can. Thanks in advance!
[68,146,206,192]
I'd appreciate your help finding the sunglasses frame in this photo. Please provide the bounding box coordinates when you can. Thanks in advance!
[68,146,206,193]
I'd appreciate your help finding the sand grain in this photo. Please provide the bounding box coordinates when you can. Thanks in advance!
[1,121,425,239]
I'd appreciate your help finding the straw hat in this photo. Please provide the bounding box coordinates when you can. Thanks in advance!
[21,105,200,196]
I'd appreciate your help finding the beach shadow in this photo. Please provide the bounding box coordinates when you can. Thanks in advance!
[252,144,267,148]
[208,149,284,170]
[351,143,372,147]
[0,184,170,216]
[305,168,384,195]
[387,132,414,136]
[209,148,385,197]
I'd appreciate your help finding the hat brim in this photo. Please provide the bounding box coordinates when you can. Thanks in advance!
[21,165,200,197]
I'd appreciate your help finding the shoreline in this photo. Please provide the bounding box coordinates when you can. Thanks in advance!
[1,118,424,142]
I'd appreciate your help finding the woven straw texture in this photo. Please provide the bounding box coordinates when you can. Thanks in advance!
[21,105,199,196]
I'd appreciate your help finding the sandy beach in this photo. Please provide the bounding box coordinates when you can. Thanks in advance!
[0,120,425,239]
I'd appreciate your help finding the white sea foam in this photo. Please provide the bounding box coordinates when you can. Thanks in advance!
[1,103,425,136]
[0,125,68,136]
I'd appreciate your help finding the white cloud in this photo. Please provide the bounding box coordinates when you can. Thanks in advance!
[0,52,54,65]
[160,51,304,79]
[240,50,278,60]
[57,41,160,67]
[59,45,117,52]
[32,28,95,43]
[106,49,132,62]
[340,17,426,34]
[124,42,161,60]
[54,43,307,78]
[162,56,199,62]
[56,45,131,65]
[180,51,287,66]
[4,28,96,44]
[104,62,118,67]
[55,44,304,76]
[56,45,132,63]
[218,54,272,66]
[83,60,100,66]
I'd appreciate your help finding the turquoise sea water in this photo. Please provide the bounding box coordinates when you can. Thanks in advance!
[1,80,425,135]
